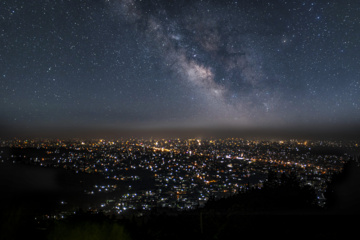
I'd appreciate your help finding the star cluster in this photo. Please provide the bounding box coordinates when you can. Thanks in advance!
[1,0,359,137]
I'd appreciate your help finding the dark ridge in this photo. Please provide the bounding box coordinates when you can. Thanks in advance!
[2,161,359,240]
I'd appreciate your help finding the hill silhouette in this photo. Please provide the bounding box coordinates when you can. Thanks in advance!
[122,165,359,240]
[2,161,359,240]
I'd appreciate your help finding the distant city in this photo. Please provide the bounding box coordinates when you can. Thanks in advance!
[1,137,358,220]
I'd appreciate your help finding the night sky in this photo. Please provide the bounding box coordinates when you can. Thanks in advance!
[1,0,360,138]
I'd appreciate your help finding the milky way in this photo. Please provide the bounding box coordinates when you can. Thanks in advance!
[1,0,360,137]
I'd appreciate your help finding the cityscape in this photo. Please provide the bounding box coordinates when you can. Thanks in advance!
[1,137,357,221]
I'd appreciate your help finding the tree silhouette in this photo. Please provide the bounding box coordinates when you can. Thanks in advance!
[324,159,360,213]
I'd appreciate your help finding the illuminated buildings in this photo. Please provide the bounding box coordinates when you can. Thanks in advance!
[0,137,355,217]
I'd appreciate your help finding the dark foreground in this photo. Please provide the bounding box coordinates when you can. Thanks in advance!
[2,161,360,240]
[1,205,358,240]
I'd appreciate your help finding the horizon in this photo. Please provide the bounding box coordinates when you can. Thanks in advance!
[2,123,360,141]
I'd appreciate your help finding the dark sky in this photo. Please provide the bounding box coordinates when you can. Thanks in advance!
[1,0,360,138]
